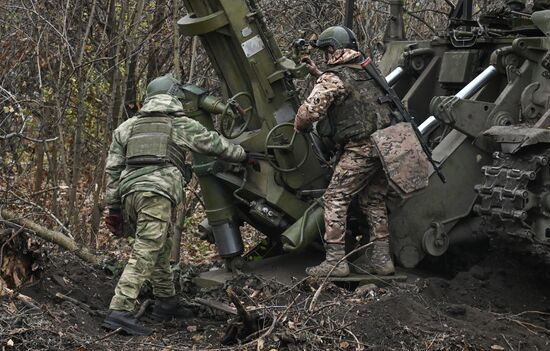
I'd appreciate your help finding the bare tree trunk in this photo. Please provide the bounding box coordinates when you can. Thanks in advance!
[105,0,122,131]
[172,0,182,79]
[146,0,168,83]
[123,0,146,117]
[33,140,45,194]
[46,142,60,218]
[90,155,105,248]
[68,0,98,236]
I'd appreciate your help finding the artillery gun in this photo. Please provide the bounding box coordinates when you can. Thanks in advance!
[380,0,550,267]
[174,0,550,278]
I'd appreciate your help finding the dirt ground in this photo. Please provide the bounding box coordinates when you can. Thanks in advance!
[1,240,550,351]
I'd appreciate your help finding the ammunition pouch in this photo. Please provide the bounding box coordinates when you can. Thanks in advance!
[126,115,192,182]
[370,122,429,196]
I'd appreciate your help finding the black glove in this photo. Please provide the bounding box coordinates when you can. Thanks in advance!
[105,208,124,237]
[294,122,312,134]
[243,153,259,166]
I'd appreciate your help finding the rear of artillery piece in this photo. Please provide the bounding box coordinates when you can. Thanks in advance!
[170,0,550,276]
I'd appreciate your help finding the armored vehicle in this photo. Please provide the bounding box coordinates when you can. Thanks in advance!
[174,0,550,274]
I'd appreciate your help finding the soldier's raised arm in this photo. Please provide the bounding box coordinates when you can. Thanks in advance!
[294,72,346,132]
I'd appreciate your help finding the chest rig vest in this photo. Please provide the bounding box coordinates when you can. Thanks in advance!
[125,114,189,177]
[317,64,393,145]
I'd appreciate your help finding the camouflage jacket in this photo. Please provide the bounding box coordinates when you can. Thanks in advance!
[105,94,246,209]
[294,49,361,132]
[295,48,391,144]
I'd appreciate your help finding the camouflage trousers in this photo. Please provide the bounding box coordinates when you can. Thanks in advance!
[323,140,389,244]
[109,191,175,312]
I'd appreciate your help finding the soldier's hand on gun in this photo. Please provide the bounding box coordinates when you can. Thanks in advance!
[243,152,259,167]
[105,209,124,237]
[294,120,312,134]
[301,57,323,78]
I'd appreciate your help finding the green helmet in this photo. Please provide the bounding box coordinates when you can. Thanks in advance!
[146,73,185,99]
[314,26,358,51]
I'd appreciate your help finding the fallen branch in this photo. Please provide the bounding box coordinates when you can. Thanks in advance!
[0,208,102,265]
[500,316,550,335]
[93,327,123,342]
[195,297,239,315]
[0,277,40,311]
[345,328,365,351]
[227,287,256,328]
[55,292,103,316]
[243,293,300,345]
[6,190,72,237]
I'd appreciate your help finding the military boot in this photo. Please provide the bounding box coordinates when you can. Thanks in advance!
[363,240,395,275]
[151,296,195,321]
[102,310,152,336]
[305,243,350,277]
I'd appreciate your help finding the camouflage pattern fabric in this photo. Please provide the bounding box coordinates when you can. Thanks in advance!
[323,140,389,244]
[305,243,350,277]
[106,94,246,312]
[295,72,345,132]
[326,48,362,65]
[296,49,392,245]
[105,94,246,209]
[294,48,392,145]
[370,122,429,196]
[110,191,175,312]
[294,48,361,132]
[321,64,392,144]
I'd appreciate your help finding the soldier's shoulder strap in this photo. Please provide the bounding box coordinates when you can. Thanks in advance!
[135,111,174,118]
[340,63,362,69]
[325,64,374,84]
[324,63,362,73]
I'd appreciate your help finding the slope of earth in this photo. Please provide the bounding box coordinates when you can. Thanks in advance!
[1,246,549,351]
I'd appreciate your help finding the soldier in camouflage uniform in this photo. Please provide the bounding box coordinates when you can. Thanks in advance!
[102,74,246,335]
[294,26,396,278]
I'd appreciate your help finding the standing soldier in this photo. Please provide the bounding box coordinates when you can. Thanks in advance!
[102,74,246,335]
[294,26,424,277]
